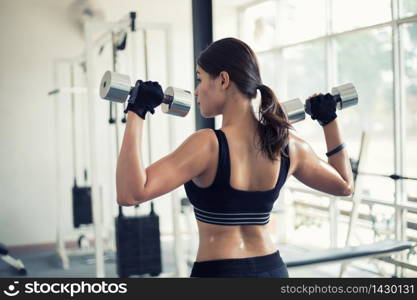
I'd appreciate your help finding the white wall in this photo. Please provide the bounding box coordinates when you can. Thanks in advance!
[0,0,194,247]
[0,0,85,247]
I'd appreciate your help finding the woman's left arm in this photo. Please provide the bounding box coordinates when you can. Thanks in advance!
[116,111,215,206]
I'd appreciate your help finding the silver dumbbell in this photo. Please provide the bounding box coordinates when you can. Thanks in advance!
[282,82,358,124]
[99,71,192,117]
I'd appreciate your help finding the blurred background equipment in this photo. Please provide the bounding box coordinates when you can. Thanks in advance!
[67,0,106,34]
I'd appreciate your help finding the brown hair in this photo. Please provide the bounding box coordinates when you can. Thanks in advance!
[197,37,292,161]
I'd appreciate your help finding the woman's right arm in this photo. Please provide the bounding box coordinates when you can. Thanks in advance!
[290,119,354,196]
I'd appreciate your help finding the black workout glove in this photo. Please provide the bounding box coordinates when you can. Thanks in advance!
[124,80,164,120]
[305,93,337,126]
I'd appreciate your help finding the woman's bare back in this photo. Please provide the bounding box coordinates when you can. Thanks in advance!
[191,128,297,261]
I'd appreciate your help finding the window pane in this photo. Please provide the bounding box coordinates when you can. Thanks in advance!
[401,22,417,198]
[400,0,417,18]
[258,52,277,88]
[335,27,394,200]
[255,52,278,118]
[240,1,278,51]
[283,42,326,102]
[332,0,391,33]
[282,42,326,152]
[276,0,326,45]
[240,0,326,51]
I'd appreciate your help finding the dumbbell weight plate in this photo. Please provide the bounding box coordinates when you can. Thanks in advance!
[162,87,192,117]
[331,82,358,110]
[99,70,131,103]
[281,98,306,124]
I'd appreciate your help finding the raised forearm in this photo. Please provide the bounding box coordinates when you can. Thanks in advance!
[322,119,354,193]
[116,111,147,204]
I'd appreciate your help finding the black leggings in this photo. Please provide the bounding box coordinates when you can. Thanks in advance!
[190,250,289,278]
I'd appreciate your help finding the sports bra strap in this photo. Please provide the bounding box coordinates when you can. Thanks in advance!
[212,129,231,187]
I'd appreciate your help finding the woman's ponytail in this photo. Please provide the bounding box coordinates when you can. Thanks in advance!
[257,84,292,161]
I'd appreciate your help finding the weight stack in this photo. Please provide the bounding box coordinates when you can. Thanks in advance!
[72,185,93,228]
[115,211,162,277]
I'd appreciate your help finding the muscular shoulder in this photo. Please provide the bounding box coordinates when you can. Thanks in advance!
[181,128,218,178]
[287,130,311,175]
[182,128,217,160]
[288,131,309,150]
[188,128,217,149]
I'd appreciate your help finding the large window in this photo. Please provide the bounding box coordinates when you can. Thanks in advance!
[238,0,417,275]
[239,0,415,198]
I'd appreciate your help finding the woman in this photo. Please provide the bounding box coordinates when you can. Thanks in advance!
[116,37,354,278]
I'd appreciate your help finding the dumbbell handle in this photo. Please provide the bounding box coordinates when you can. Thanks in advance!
[305,82,358,115]
[123,86,176,105]
[282,82,358,124]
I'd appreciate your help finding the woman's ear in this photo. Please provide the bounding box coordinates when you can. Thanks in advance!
[219,71,230,89]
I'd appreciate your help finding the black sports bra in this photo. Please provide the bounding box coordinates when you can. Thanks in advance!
[184,129,290,226]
